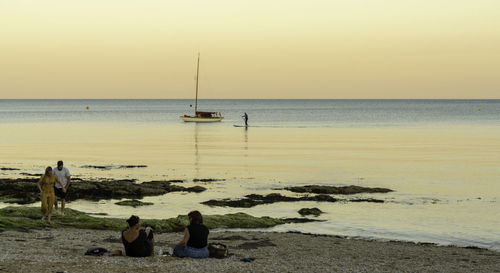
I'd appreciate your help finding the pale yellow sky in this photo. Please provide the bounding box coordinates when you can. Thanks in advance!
[0,0,499,99]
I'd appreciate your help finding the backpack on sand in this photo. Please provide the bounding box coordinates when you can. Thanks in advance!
[208,243,228,258]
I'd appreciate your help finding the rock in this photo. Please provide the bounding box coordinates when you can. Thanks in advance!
[298,208,323,216]
[282,217,324,223]
[70,180,206,201]
[349,198,384,203]
[159,179,184,183]
[285,185,392,195]
[193,178,226,182]
[202,192,385,208]
[19,173,41,177]
[0,178,206,204]
[0,178,40,204]
[202,198,261,208]
[115,199,154,207]
[80,165,147,170]
[0,168,20,171]
[201,193,338,208]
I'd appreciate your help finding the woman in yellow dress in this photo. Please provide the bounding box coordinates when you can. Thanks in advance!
[37,166,65,223]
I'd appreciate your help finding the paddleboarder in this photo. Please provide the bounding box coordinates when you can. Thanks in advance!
[242,112,248,126]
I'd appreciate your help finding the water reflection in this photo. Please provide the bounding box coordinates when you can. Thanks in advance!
[244,126,248,152]
[194,123,199,177]
[243,127,249,172]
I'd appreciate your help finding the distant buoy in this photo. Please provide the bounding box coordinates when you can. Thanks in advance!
[86,106,90,110]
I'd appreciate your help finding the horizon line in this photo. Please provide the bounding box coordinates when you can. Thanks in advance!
[1,98,500,100]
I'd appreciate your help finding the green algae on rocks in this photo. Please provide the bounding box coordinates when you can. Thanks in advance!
[0,207,319,233]
[298,208,323,216]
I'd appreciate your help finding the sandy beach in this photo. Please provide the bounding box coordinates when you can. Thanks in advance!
[0,227,498,273]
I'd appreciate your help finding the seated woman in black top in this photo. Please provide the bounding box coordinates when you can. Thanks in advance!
[122,215,154,257]
[169,210,209,258]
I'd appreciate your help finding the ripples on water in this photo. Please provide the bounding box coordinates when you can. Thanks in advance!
[1,99,499,126]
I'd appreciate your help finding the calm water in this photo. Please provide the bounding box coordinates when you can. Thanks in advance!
[0,99,499,250]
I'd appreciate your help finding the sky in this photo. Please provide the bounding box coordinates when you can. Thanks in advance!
[0,0,499,99]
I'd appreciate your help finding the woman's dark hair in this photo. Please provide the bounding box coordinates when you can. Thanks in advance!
[44,166,52,176]
[126,215,140,227]
[188,210,203,225]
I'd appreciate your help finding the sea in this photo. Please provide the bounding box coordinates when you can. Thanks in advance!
[0,99,499,250]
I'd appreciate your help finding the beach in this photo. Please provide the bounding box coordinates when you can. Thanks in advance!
[3,0,500,271]
[1,228,499,273]
[1,99,499,260]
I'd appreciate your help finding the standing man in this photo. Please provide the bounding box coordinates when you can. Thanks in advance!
[242,112,249,127]
[53,160,71,216]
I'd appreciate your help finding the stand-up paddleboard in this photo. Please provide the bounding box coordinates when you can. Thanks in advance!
[233,125,248,127]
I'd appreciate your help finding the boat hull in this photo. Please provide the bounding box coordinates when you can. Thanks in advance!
[181,116,224,122]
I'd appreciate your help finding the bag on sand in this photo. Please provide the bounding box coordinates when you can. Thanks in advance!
[85,247,108,256]
[208,243,228,258]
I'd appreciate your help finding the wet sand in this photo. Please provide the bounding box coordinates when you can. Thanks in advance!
[0,228,498,273]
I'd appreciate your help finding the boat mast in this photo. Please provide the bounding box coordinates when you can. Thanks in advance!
[194,53,200,114]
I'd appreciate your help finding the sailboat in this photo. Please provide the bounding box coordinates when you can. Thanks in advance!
[181,53,224,122]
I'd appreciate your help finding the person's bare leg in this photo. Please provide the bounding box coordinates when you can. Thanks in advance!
[61,199,66,216]
[47,213,51,223]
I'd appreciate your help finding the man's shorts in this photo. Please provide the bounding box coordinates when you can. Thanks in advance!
[54,186,68,199]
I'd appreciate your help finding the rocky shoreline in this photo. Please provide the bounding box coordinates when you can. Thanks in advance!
[0,176,393,209]
[0,178,206,204]
[201,193,385,208]
[285,185,393,194]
